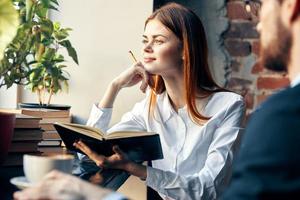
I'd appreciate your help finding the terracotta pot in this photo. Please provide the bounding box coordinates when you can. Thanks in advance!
[0,112,15,165]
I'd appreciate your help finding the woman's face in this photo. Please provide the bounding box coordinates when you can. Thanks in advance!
[142,19,183,76]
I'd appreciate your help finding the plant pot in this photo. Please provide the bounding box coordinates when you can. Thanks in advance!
[19,103,71,111]
[0,112,15,165]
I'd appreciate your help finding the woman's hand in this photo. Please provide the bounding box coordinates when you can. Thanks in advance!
[13,170,113,200]
[98,61,155,108]
[113,62,150,93]
[73,141,131,171]
[74,141,147,179]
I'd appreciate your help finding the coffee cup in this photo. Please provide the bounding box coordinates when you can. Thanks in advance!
[23,154,74,183]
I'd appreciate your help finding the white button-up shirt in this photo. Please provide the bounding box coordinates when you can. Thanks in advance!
[86,91,245,200]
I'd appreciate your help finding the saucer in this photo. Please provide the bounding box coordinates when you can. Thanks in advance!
[10,176,33,190]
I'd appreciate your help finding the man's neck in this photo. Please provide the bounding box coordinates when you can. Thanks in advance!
[288,21,300,82]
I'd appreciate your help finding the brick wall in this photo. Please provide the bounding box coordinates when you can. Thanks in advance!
[224,0,290,114]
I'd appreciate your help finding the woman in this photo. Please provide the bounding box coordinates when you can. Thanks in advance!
[74,3,245,200]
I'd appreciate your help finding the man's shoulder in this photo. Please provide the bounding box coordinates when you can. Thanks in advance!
[255,85,300,114]
[245,85,300,139]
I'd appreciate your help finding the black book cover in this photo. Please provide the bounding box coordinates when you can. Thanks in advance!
[54,123,163,162]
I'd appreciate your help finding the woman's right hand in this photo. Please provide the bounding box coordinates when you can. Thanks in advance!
[98,62,154,108]
[113,62,150,93]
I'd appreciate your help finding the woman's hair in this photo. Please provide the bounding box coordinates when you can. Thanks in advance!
[146,2,226,124]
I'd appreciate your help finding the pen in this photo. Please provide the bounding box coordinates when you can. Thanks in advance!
[128,50,138,63]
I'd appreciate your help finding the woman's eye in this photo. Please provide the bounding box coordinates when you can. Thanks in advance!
[154,40,163,44]
[142,39,148,44]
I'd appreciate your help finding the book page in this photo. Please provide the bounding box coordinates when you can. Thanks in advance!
[106,131,156,140]
[57,123,104,140]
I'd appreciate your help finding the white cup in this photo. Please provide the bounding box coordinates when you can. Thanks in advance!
[23,154,74,183]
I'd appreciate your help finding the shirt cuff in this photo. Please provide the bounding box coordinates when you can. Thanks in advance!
[102,192,127,200]
[146,166,165,191]
[86,103,112,129]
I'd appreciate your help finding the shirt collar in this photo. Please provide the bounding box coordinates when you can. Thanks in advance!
[290,74,300,88]
[155,91,174,123]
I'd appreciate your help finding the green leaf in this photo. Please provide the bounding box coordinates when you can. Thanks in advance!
[48,66,60,77]
[64,28,72,32]
[67,46,78,64]
[12,72,23,79]
[53,22,60,31]
[50,0,59,6]
[4,75,14,88]
[41,48,56,61]
[53,54,65,63]
[55,54,64,60]
[29,67,43,82]
[60,28,72,33]
[59,40,78,64]
[58,65,67,68]
[35,4,48,18]
[0,0,19,61]
[25,0,34,21]
[40,19,54,36]
[54,29,69,41]
[41,37,54,46]
[48,4,58,11]
[39,0,50,8]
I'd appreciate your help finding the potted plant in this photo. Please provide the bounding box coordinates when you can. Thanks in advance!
[0,0,78,109]
[0,0,18,165]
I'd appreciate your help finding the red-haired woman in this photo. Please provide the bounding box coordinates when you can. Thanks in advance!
[76,3,245,199]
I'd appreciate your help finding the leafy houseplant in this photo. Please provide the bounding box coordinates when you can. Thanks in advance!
[0,0,78,106]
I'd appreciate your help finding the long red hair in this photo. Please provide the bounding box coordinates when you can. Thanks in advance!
[146,3,225,124]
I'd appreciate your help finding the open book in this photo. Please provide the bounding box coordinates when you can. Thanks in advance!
[54,123,163,162]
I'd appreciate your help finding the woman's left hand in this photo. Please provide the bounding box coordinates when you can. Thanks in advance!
[73,141,131,171]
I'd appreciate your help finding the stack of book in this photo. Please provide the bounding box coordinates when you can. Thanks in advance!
[3,114,43,166]
[28,109,71,148]
[0,108,71,149]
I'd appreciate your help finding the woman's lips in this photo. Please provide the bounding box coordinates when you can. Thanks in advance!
[144,57,156,63]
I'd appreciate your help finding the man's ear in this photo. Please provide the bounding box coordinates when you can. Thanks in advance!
[291,0,300,21]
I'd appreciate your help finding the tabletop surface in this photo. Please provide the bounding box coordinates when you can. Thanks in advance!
[0,148,129,200]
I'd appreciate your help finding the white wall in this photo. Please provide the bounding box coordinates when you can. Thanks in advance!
[19,0,153,125]
[18,1,153,199]
[0,85,18,108]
